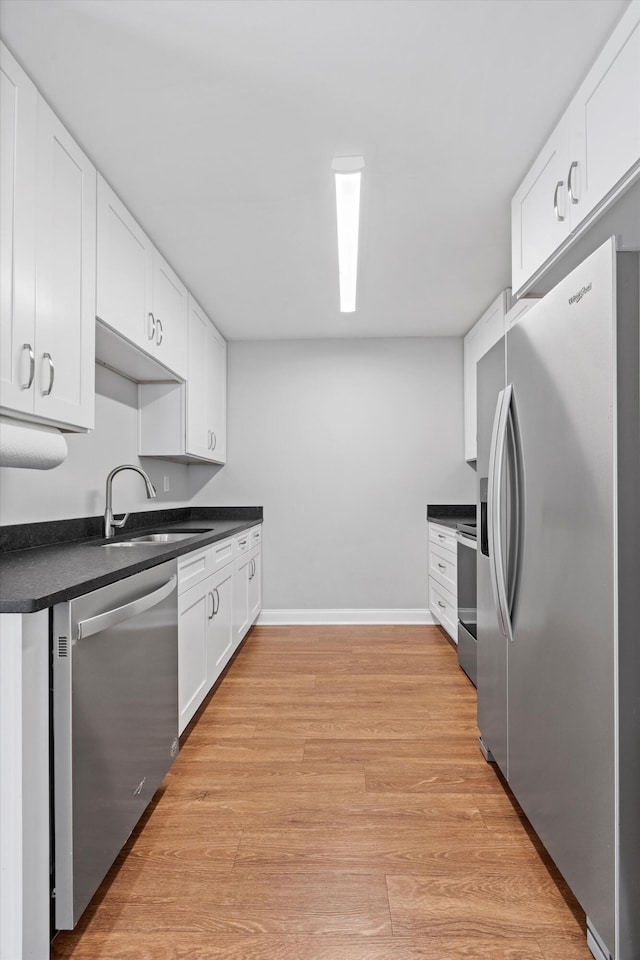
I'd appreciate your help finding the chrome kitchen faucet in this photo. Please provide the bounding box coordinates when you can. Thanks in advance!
[104,464,157,538]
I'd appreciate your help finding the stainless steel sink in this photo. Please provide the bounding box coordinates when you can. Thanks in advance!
[104,532,199,547]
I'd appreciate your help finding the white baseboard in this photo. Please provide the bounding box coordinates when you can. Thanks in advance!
[257,608,435,625]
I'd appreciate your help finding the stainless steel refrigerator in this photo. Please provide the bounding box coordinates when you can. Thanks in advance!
[476,237,640,960]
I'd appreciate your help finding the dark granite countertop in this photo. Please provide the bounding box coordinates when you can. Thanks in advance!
[0,507,262,613]
[426,504,476,530]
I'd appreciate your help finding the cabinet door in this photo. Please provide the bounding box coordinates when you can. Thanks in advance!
[34,97,96,430]
[185,297,210,459]
[152,250,187,379]
[569,2,640,223]
[248,548,262,625]
[178,579,210,734]
[463,323,481,463]
[0,44,37,415]
[207,564,234,685]
[233,554,252,647]
[96,175,153,350]
[206,322,227,463]
[511,116,572,295]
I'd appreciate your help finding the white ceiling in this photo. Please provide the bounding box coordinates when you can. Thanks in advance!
[0,0,629,339]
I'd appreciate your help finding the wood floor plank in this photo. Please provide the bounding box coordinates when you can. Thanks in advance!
[365,760,499,794]
[303,735,482,763]
[386,873,586,938]
[51,933,548,960]
[233,825,543,875]
[52,623,591,960]
[64,873,392,937]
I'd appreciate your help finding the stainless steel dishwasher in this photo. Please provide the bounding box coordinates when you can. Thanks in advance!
[52,560,179,929]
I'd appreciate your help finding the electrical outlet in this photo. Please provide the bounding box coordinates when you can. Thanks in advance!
[163,476,170,493]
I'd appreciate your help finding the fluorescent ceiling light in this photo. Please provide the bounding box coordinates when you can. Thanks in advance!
[332,156,364,313]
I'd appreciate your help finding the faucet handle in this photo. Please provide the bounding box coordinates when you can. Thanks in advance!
[111,512,130,530]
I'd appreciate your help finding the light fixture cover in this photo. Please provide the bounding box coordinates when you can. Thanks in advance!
[332,156,364,313]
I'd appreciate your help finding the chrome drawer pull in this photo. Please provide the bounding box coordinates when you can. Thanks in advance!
[437,563,446,570]
[437,600,446,609]
[148,312,156,340]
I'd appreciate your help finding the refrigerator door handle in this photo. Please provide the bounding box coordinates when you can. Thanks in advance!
[493,384,515,643]
[487,388,507,636]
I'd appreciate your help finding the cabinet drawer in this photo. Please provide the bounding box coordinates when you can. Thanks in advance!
[428,523,457,554]
[211,536,234,572]
[429,578,458,643]
[248,525,262,548]
[429,544,457,596]
[178,547,212,594]
[233,525,261,557]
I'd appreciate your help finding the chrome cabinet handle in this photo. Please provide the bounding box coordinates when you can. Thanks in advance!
[438,534,445,540]
[208,590,215,620]
[148,312,156,341]
[553,180,565,222]
[437,562,446,570]
[239,539,247,547]
[156,317,163,346]
[41,353,54,396]
[21,343,35,390]
[567,161,579,204]
[213,587,220,615]
[210,430,216,451]
[437,600,446,609]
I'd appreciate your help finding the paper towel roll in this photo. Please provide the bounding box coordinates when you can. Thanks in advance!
[0,416,68,470]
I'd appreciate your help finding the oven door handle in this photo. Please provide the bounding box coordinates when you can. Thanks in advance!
[456,532,477,550]
[76,576,177,641]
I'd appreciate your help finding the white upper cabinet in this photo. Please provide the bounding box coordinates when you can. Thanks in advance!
[206,319,227,463]
[34,98,96,429]
[96,175,153,352]
[0,42,96,431]
[511,118,572,295]
[569,5,640,223]
[96,176,187,381]
[463,290,509,462]
[185,297,210,460]
[512,0,640,296]
[139,296,227,464]
[0,44,37,417]
[152,251,188,380]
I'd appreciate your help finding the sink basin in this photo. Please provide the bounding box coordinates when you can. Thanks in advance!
[104,532,199,547]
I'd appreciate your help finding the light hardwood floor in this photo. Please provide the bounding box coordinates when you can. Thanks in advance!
[52,625,592,960]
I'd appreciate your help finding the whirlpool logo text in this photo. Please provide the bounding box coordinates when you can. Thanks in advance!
[568,282,592,305]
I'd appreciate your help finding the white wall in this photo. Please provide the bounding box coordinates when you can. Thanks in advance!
[0,365,190,525]
[190,337,474,611]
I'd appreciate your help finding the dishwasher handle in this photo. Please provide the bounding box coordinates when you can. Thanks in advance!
[76,575,177,641]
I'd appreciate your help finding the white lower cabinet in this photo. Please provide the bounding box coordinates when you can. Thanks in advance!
[207,563,234,683]
[177,526,262,734]
[233,544,261,648]
[178,576,210,734]
[428,522,458,642]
